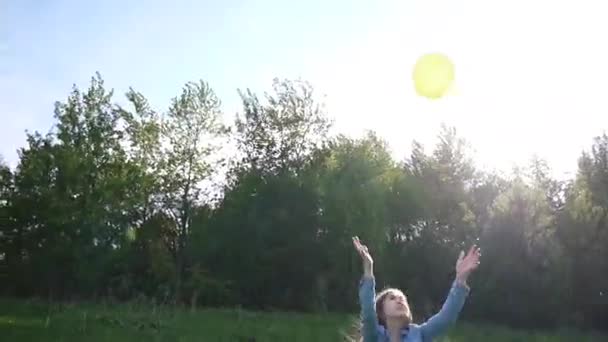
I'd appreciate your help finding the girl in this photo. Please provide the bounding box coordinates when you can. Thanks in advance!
[351,236,481,342]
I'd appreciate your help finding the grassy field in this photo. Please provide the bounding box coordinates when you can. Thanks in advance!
[0,298,605,341]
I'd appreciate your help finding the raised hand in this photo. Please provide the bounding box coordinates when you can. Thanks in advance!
[352,236,374,278]
[455,245,481,285]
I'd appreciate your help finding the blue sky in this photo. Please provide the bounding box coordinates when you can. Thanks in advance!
[3,0,608,178]
[1,0,396,164]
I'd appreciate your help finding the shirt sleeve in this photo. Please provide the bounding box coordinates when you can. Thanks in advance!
[358,276,379,342]
[419,281,469,341]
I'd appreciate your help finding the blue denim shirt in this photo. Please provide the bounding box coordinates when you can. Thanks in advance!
[359,276,469,342]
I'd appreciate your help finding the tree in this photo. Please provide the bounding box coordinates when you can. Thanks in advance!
[402,126,478,317]
[202,79,331,310]
[312,132,422,311]
[555,134,608,328]
[158,80,227,301]
[116,88,163,225]
[0,156,14,292]
[7,74,137,298]
[234,78,331,176]
[474,176,562,328]
[4,72,608,332]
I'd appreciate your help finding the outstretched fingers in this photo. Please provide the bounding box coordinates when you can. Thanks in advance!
[467,245,481,267]
[352,236,363,255]
[352,236,370,258]
[352,236,360,250]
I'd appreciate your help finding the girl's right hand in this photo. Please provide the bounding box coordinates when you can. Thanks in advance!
[352,236,374,278]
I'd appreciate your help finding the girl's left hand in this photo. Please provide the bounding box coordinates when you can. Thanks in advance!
[455,245,481,284]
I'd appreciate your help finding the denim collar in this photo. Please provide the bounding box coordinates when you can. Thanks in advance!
[377,323,410,338]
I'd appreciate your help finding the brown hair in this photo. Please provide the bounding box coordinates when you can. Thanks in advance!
[344,288,413,341]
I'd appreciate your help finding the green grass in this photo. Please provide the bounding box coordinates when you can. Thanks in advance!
[0,297,605,341]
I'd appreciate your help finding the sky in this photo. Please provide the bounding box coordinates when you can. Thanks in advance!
[2,0,608,179]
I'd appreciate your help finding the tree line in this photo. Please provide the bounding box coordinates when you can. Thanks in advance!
[0,73,606,331]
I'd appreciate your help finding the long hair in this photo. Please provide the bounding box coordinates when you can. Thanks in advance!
[344,288,413,341]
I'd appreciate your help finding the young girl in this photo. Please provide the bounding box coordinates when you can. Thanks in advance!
[351,236,481,342]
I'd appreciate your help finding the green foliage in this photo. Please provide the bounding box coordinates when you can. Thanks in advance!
[0,157,13,290]
[1,73,608,333]
[235,78,331,175]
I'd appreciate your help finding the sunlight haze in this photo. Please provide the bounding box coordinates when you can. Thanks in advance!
[2,0,607,179]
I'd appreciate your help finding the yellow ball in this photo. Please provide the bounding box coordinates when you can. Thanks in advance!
[412,53,454,99]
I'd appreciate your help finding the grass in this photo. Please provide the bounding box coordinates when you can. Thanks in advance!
[0,297,605,341]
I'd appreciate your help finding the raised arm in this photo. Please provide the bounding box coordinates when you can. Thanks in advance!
[418,279,469,340]
[420,246,481,341]
[353,236,378,342]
